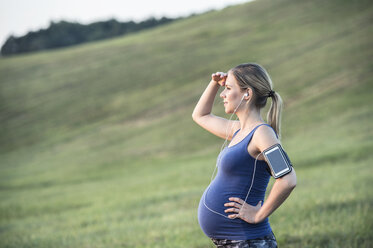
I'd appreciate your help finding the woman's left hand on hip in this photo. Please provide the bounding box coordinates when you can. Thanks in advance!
[224,197,262,224]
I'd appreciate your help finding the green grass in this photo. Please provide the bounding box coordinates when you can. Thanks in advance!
[0,0,372,247]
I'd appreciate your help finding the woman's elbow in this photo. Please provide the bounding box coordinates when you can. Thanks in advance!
[192,113,198,122]
[192,109,201,121]
[192,112,207,124]
[281,169,296,190]
[288,179,297,190]
[192,113,200,124]
[287,169,297,189]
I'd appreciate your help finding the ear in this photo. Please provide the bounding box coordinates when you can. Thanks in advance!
[244,88,253,100]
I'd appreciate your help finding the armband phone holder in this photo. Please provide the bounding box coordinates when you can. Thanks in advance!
[263,144,293,178]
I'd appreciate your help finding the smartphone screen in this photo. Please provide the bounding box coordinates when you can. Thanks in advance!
[264,145,292,177]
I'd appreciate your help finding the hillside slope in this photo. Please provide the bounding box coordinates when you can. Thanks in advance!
[0,0,372,159]
[0,0,372,247]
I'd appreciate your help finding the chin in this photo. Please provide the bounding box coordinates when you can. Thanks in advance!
[224,108,233,114]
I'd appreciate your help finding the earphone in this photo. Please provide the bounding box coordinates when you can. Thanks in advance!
[203,91,261,219]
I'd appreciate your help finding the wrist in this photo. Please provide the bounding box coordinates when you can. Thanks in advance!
[210,80,220,87]
[253,216,261,224]
[253,211,265,224]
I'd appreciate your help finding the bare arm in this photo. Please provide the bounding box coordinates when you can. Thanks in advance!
[253,169,296,223]
[192,72,240,140]
[192,78,221,118]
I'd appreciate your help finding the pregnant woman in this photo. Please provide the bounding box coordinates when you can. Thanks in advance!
[192,63,297,248]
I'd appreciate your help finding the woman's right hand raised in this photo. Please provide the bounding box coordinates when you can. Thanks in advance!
[211,72,228,86]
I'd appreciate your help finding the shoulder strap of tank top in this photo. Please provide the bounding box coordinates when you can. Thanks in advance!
[232,129,240,138]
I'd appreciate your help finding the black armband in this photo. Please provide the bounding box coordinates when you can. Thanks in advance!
[262,144,293,178]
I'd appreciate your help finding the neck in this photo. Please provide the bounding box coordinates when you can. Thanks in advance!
[236,107,264,131]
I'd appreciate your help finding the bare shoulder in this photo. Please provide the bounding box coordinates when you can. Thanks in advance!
[251,124,280,152]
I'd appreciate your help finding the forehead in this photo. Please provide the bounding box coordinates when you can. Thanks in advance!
[225,71,239,87]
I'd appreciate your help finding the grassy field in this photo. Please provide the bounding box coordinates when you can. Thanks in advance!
[1,0,372,247]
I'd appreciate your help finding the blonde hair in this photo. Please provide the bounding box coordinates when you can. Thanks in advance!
[230,63,283,138]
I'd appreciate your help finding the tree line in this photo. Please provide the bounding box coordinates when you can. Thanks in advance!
[1,17,176,56]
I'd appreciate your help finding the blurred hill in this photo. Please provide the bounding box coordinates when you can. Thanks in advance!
[0,0,372,246]
[1,17,175,56]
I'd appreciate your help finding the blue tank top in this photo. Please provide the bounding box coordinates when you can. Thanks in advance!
[198,124,276,240]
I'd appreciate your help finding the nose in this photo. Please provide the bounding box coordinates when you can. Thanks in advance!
[220,90,226,99]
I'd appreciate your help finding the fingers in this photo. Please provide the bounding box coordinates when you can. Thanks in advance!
[211,72,227,77]
[225,207,240,213]
[224,202,241,208]
[224,198,243,215]
[228,197,244,204]
[211,72,227,86]
[228,214,239,219]
[217,71,227,76]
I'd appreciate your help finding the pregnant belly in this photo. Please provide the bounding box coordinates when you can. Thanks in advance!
[197,184,270,240]
[198,186,244,238]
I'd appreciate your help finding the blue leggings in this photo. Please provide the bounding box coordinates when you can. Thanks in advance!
[210,232,277,248]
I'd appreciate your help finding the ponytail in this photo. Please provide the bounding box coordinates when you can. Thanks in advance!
[267,92,283,139]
